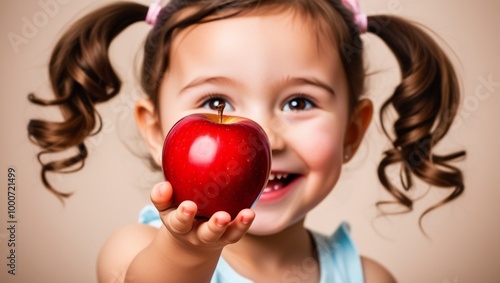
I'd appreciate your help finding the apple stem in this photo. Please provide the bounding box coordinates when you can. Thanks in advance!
[217,101,225,123]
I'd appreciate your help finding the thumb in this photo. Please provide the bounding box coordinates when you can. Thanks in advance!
[150,182,173,212]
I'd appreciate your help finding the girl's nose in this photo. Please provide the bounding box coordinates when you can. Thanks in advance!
[263,117,285,153]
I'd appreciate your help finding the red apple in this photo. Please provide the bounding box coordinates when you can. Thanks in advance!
[162,103,271,219]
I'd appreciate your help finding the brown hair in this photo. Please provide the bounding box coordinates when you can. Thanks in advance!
[28,0,464,226]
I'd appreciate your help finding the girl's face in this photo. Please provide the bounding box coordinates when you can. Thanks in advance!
[137,9,372,235]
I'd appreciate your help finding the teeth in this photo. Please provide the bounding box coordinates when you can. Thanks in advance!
[268,173,289,181]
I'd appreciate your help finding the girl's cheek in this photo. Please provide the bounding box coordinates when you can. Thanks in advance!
[291,121,344,169]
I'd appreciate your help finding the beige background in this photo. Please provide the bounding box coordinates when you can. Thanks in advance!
[1,0,499,282]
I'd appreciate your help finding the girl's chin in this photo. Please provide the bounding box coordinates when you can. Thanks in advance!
[246,209,305,236]
[247,222,285,236]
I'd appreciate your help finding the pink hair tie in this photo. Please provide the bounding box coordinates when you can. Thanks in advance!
[146,0,163,25]
[341,0,368,33]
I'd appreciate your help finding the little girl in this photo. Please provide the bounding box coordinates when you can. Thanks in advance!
[28,0,465,282]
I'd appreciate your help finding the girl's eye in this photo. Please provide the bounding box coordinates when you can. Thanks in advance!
[282,96,315,112]
[201,96,234,111]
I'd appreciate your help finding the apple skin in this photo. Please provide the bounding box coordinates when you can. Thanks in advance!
[162,113,271,220]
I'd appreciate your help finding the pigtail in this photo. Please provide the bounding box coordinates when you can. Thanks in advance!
[367,15,466,227]
[28,2,148,200]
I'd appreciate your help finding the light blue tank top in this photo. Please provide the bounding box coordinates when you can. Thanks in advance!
[139,205,364,283]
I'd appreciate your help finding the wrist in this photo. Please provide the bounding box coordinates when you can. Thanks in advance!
[156,225,223,265]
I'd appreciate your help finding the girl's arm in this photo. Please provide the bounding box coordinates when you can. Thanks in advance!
[97,182,255,283]
[125,226,222,282]
[97,224,157,282]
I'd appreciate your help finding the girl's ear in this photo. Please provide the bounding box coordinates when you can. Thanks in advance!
[135,98,164,166]
[343,99,373,163]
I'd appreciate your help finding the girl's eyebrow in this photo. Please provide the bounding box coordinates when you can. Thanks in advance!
[278,76,336,96]
[179,75,335,96]
[180,76,240,93]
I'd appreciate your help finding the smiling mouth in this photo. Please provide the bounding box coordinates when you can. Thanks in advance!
[263,173,299,193]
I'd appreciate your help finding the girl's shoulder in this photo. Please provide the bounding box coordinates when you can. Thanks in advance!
[97,223,157,282]
[360,256,397,283]
[311,222,396,283]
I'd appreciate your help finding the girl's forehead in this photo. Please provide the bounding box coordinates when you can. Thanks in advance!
[170,6,339,54]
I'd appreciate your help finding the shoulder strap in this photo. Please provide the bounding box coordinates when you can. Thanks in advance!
[138,204,162,228]
[311,222,365,283]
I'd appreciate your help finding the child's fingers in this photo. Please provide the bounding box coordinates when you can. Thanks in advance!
[151,183,197,235]
[152,185,253,248]
[164,201,197,235]
[220,209,255,244]
[196,211,231,244]
[150,182,173,212]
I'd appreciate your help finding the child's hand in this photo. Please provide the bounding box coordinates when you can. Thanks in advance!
[150,181,255,251]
